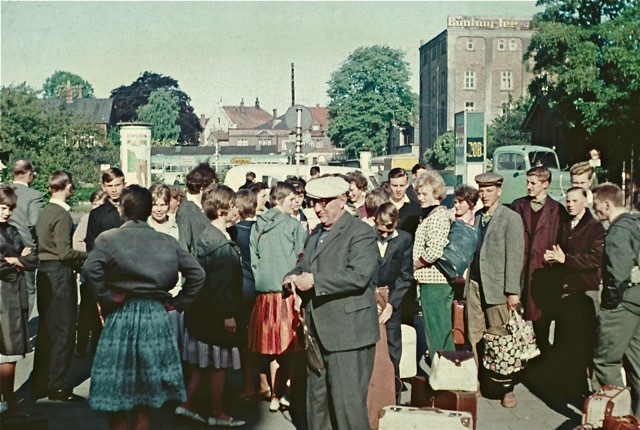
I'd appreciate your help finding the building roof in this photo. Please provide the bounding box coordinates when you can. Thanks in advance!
[256,105,329,131]
[42,98,114,124]
[152,145,279,157]
[223,105,273,129]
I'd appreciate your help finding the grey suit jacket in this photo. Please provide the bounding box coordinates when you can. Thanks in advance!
[287,212,379,352]
[469,204,525,305]
[8,182,43,247]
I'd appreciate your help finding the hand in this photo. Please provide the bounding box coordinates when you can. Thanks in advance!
[543,245,565,264]
[164,301,176,312]
[506,294,520,311]
[4,257,24,269]
[224,317,237,333]
[379,303,393,324]
[413,259,423,271]
[295,272,315,292]
[21,247,32,257]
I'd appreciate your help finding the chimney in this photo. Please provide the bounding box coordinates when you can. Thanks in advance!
[200,114,206,145]
[273,109,277,120]
[240,98,245,113]
[255,97,260,109]
[65,80,73,104]
[77,84,83,99]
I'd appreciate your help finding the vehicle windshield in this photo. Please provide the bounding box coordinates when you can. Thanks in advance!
[528,151,559,169]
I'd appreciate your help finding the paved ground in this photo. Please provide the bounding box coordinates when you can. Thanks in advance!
[8,336,584,430]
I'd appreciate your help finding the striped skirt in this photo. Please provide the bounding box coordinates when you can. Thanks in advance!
[248,291,301,356]
[181,328,241,370]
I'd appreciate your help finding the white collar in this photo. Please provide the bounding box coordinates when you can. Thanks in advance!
[50,198,70,211]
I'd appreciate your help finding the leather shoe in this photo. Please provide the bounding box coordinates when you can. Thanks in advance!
[48,390,85,402]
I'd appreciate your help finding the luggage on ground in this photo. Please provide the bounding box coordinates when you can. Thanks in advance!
[378,405,473,429]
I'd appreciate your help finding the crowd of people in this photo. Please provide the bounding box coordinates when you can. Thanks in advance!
[0,158,639,430]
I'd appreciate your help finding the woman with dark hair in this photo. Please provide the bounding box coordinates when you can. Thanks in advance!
[0,184,38,416]
[83,185,205,430]
[179,184,247,427]
[453,185,479,225]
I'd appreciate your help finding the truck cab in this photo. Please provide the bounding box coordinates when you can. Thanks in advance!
[493,145,566,205]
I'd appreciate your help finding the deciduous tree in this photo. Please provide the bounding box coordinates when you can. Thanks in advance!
[424,131,454,170]
[327,46,417,158]
[43,70,95,99]
[136,88,181,145]
[487,96,532,158]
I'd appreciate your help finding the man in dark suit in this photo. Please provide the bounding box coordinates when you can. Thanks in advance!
[285,176,378,430]
[467,173,525,408]
[406,163,427,205]
[9,159,43,317]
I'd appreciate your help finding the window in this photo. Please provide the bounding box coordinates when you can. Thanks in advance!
[509,39,518,51]
[441,41,447,55]
[237,139,248,146]
[464,71,476,90]
[432,76,437,96]
[501,71,514,90]
[465,101,475,111]
[498,39,506,51]
[496,153,526,171]
[466,39,474,50]
[257,139,272,146]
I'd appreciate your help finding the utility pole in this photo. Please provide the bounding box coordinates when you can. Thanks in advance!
[291,63,295,106]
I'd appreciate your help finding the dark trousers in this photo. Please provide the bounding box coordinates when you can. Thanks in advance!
[32,261,77,395]
[76,281,102,353]
[307,334,375,430]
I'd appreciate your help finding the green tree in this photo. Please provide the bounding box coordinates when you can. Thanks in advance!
[110,72,202,144]
[327,46,417,158]
[487,96,532,158]
[424,131,454,170]
[136,88,181,145]
[526,0,640,158]
[42,70,95,99]
[1,84,118,202]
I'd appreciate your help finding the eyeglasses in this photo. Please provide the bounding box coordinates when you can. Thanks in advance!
[309,197,335,208]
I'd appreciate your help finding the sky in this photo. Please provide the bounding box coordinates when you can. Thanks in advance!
[1,1,539,118]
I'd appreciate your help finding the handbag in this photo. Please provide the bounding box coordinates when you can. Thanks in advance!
[429,329,478,392]
[482,310,540,376]
[291,282,324,373]
[435,218,480,282]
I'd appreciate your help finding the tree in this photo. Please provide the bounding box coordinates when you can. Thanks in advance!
[424,131,454,170]
[487,96,532,158]
[110,71,202,144]
[1,84,118,200]
[526,0,640,170]
[327,46,417,158]
[136,88,181,145]
[42,70,95,99]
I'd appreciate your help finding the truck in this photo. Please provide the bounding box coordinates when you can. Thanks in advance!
[492,145,567,205]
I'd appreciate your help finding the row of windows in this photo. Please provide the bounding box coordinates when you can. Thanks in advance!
[466,38,518,51]
[463,71,514,90]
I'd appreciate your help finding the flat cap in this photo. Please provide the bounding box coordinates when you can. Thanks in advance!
[475,172,504,187]
[306,176,350,199]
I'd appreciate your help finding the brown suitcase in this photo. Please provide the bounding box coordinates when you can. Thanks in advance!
[410,376,478,430]
[602,415,640,430]
[452,300,466,345]
[583,385,632,428]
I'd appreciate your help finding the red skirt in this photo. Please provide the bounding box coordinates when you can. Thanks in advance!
[248,292,301,355]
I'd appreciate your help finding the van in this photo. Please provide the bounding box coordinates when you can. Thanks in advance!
[224,164,380,191]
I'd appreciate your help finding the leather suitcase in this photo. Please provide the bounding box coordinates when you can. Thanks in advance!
[410,376,478,429]
[583,384,632,428]
[602,415,640,430]
[379,405,473,429]
[452,300,466,345]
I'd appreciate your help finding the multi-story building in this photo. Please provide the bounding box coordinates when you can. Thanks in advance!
[419,16,535,154]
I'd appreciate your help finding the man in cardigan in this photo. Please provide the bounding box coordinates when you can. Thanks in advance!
[32,171,87,401]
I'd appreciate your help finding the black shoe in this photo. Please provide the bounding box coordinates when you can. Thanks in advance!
[48,390,85,402]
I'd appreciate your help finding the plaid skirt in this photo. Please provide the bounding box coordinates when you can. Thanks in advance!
[248,291,301,355]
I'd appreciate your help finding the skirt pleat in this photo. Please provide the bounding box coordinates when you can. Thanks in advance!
[248,292,301,355]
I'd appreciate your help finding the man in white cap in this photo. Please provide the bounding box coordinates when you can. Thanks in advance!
[284,175,379,430]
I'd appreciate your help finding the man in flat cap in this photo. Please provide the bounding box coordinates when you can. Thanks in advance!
[284,175,379,430]
[466,172,525,408]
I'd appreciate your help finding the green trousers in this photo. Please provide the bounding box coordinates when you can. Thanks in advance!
[419,283,454,366]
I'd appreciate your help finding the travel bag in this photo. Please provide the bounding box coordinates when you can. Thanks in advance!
[452,300,466,345]
[583,384,632,428]
[601,414,640,430]
[430,329,477,392]
[378,405,473,429]
[410,381,478,430]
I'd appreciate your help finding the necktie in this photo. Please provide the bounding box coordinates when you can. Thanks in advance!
[530,199,544,212]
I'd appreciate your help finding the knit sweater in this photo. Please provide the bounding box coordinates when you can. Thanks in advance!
[413,206,451,284]
[36,202,86,267]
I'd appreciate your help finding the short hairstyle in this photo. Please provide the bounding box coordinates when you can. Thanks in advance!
[374,202,399,229]
[170,185,185,204]
[186,162,218,195]
[388,167,407,180]
[249,181,269,194]
[90,189,108,204]
[593,183,624,208]
[454,185,479,208]
[310,166,320,176]
[119,185,152,221]
[347,170,368,192]
[149,183,171,205]
[0,184,18,209]
[270,181,296,207]
[286,178,306,195]
[570,161,594,180]
[411,163,428,175]
[12,159,34,176]
[48,171,72,193]
[527,165,552,183]
[365,187,392,217]
[101,167,125,184]
[566,186,588,198]
[235,189,257,219]
[415,170,447,201]
[202,183,235,220]
[246,171,256,181]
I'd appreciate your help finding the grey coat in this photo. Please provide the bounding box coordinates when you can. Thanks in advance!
[467,204,525,305]
[8,182,43,247]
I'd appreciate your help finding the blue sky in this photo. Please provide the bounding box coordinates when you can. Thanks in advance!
[1,1,539,117]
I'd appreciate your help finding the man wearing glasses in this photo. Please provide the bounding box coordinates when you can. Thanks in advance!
[284,175,378,430]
